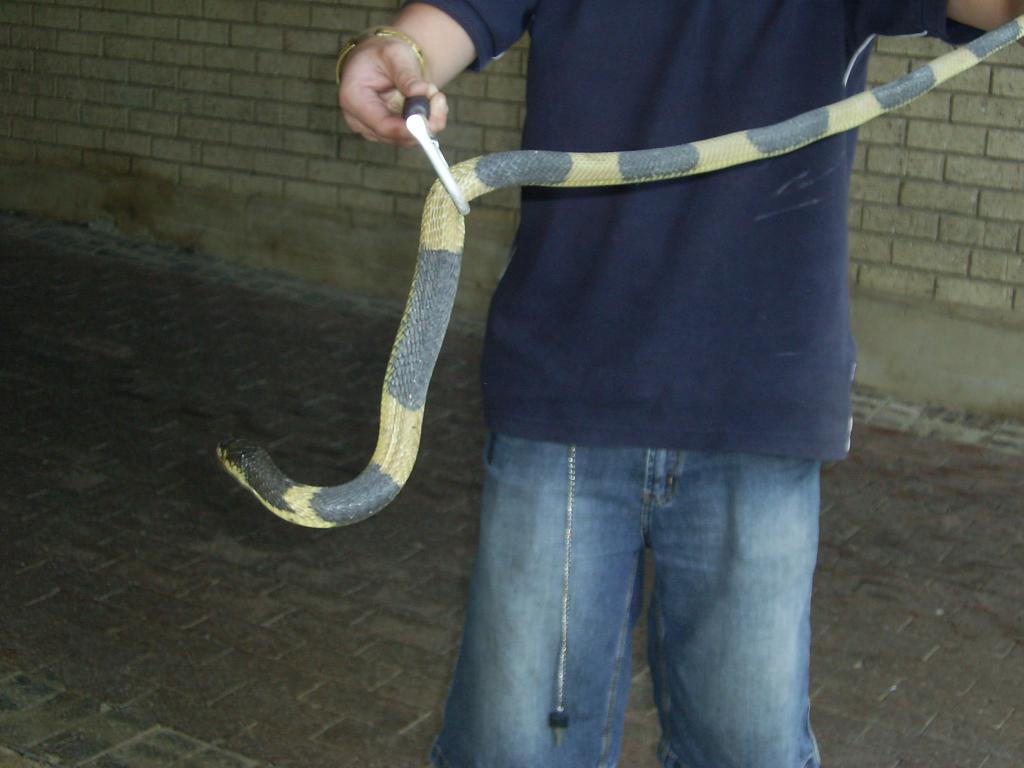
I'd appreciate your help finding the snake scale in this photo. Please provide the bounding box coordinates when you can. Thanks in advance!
[218,17,1024,528]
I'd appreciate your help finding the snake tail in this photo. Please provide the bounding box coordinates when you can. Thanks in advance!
[219,16,1024,527]
[217,187,466,528]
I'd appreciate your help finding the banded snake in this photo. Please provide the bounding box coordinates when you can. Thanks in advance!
[218,17,1024,528]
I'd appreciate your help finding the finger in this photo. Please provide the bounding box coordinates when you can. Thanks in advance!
[381,87,404,116]
[385,45,432,100]
[344,111,417,147]
[343,112,378,141]
[343,82,417,144]
[426,88,449,135]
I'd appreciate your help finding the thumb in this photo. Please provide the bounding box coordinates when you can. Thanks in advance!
[397,72,432,100]
[381,42,431,99]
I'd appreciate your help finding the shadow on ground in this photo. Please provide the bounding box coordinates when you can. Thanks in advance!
[1,214,1022,768]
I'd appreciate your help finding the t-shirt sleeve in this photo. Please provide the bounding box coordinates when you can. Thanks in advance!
[406,0,536,71]
[849,0,982,43]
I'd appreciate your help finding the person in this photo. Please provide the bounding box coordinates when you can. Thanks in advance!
[338,3,1021,767]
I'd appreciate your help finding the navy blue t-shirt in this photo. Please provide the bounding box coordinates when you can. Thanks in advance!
[419,0,973,460]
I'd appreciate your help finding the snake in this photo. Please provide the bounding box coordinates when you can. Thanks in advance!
[218,17,1024,528]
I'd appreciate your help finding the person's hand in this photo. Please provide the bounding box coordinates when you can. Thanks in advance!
[339,37,449,147]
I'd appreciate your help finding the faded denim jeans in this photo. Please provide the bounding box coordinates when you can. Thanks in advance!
[430,433,821,768]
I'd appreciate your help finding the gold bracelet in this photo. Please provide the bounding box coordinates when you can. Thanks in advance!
[335,26,428,85]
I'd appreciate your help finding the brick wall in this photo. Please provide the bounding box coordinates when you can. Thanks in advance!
[1,3,1022,319]
[0,0,525,209]
[0,0,525,314]
[850,36,1024,313]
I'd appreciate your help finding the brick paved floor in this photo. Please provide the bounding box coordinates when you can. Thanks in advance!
[0,212,1021,768]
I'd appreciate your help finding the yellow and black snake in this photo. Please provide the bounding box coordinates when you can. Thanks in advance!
[218,17,1024,528]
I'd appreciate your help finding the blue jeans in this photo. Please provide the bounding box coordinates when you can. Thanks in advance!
[430,434,822,768]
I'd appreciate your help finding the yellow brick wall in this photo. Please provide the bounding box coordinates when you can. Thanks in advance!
[0,0,528,314]
[2,3,1023,317]
[0,0,523,219]
[849,36,1024,313]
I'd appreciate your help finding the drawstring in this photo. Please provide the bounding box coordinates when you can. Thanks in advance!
[549,444,576,745]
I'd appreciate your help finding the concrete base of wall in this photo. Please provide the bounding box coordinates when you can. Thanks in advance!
[850,289,1024,420]
[4,162,1022,420]
[0,162,513,318]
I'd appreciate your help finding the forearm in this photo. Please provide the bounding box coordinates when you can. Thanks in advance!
[392,3,477,88]
[947,0,1024,30]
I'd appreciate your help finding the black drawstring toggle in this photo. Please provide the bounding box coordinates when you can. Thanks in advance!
[548,709,569,745]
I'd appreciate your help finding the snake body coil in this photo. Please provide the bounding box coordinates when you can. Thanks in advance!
[218,18,1024,528]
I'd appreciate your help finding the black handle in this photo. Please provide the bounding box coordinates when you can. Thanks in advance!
[402,95,431,120]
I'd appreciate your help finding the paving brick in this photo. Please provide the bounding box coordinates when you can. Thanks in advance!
[0,676,63,715]
[87,728,207,766]
[857,724,986,767]
[0,212,1022,767]
[118,687,253,747]
[29,709,148,765]
[225,720,359,768]
[177,747,262,767]
[0,746,49,768]
[0,689,108,751]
